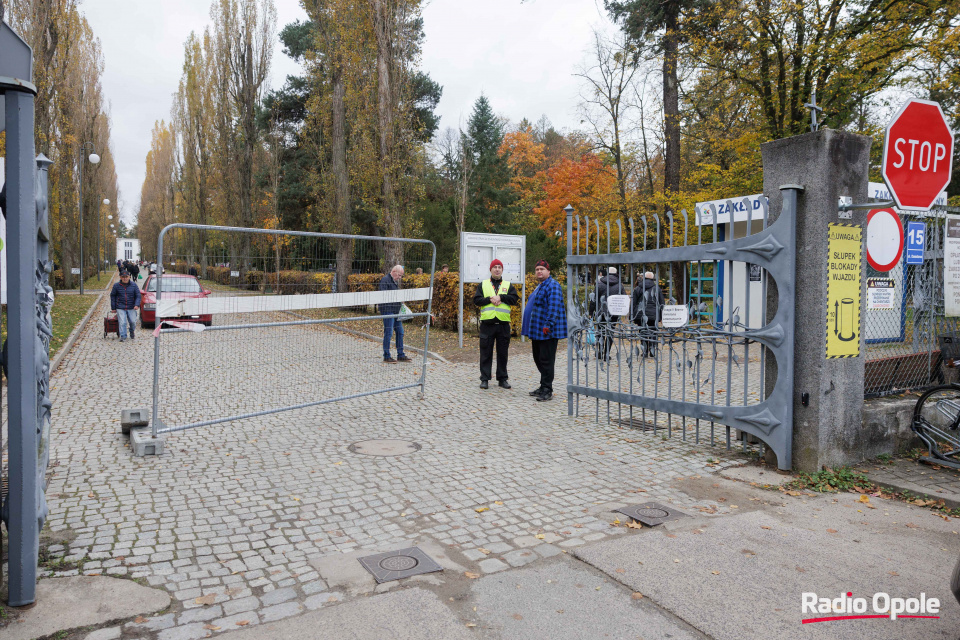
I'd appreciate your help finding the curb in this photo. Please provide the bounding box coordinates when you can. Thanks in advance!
[50,273,115,374]
[869,479,960,511]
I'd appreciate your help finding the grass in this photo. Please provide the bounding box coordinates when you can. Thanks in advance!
[784,466,874,492]
[2,294,99,359]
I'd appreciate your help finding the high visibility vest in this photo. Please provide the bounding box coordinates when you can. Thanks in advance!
[480,279,512,322]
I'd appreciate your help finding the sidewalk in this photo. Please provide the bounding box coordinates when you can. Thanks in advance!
[858,457,960,509]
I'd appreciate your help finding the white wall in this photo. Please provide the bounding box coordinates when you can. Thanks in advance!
[116,238,141,262]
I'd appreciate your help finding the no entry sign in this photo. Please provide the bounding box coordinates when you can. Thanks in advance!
[882,99,954,211]
[866,208,904,272]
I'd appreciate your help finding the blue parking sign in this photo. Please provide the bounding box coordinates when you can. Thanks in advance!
[906,221,924,265]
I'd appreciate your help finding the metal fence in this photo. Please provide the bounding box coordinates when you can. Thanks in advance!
[564,188,799,470]
[865,206,960,398]
[149,225,435,436]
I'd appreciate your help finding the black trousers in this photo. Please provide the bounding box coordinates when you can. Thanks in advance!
[640,317,658,357]
[531,337,559,392]
[479,322,511,381]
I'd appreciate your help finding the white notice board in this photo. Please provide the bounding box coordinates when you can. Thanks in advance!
[945,215,960,317]
[458,232,527,347]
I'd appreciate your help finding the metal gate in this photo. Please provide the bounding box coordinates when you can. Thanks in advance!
[564,186,800,470]
[149,224,436,437]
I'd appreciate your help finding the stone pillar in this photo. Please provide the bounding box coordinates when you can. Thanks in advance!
[762,130,873,473]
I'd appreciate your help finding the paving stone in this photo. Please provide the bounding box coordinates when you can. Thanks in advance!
[260,601,304,622]
[222,595,260,616]
[304,591,344,610]
[84,627,121,640]
[125,613,175,632]
[260,586,297,606]
[177,604,223,624]
[503,548,538,567]
[483,542,512,554]
[157,623,211,640]
[478,558,509,574]
[212,611,261,629]
[534,544,562,558]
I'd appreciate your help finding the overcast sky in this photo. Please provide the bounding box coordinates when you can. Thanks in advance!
[81,0,616,225]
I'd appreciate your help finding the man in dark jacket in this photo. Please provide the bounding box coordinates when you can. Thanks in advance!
[378,265,410,363]
[110,270,142,342]
[632,271,664,357]
[590,267,626,361]
[472,259,520,389]
[125,260,140,282]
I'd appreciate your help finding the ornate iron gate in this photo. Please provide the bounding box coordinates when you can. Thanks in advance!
[564,186,800,470]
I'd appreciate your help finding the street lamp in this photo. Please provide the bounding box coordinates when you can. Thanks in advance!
[78,143,100,294]
[97,198,110,282]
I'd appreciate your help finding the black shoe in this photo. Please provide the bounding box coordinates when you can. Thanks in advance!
[498,380,511,389]
[397,355,412,362]
[536,391,553,402]
[529,387,544,397]
[384,357,397,363]
[480,380,489,389]
[130,331,135,340]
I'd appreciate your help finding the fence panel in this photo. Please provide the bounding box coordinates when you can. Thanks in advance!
[149,224,435,435]
[865,206,960,397]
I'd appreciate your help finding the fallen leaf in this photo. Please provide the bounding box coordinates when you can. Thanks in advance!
[625,521,643,530]
[478,548,491,555]
[761,526,772,530]
[327,596,339,603]
[195,594,217,606]
[466,623,477,628]
[889,571,899,576]
[535,534,545,540]
[475,507,489,513]
[556,609,564,613]
[494,500,503,505]
[905,522,919,529]
[203,624,221,631]
[134,616,148,624]
[236,620,250,626]
[827,528,838,533]
[711,571,720,575]
[631,592,644,600]
[859,495,870,504]
[615,568,626,574]
[464,571,480,579]
[784,490,802,497]
[513,614,523,620]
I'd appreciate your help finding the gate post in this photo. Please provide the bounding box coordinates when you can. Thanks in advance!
[762,130,873,472]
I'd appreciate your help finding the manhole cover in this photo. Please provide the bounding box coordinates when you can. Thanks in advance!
[348,439,421,457]
[380,555,418,571]
[358,547,442,583]
[615,502,689,527]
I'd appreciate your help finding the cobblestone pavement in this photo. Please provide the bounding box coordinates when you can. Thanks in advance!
[39,292,750,639]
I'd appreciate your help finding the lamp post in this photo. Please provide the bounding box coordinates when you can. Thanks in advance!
[97,198,110,282]
[78,143,100,294]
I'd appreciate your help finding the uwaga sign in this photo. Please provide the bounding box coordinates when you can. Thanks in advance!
[825,223,862,358]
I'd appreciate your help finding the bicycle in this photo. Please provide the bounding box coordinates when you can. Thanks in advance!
[911,383,960,471]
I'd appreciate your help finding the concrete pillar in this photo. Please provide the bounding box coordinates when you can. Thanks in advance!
[762,130,873,473]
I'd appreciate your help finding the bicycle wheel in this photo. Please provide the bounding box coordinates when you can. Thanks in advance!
[912,384,960,467]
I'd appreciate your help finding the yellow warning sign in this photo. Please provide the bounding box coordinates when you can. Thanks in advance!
[826,223,862,358]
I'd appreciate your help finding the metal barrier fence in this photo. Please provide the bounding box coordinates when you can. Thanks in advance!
[865,206,960,398]
[149,225,436,436]
[564,188,798,470]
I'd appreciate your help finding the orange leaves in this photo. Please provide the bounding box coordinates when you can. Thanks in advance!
[534,153,619,240]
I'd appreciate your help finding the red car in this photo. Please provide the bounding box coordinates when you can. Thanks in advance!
[139,274,213,328]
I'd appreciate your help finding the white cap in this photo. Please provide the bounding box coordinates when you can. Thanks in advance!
[608,267,617,274]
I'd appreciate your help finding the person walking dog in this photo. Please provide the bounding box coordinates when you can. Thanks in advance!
[473,258,520,389]
[110,270,141,342]
[521,259,567,401]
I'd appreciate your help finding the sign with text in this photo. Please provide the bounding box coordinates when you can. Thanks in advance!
[825,224,862,358]
[882,99,954,211]
[867,278,895,310]
[944,216,960,317]
[661,305,688,328]
[906,221,925,265]
[460,232,525,284]
[230,270,240,278]
[606,295,630,316]
[70,267,80,275]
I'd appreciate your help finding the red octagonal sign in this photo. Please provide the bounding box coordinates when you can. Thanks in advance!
[882,99,954,211]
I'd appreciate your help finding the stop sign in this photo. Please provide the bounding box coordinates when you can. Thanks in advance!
[882,99,954,211]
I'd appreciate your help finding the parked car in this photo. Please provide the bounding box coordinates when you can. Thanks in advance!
[148,262,158,274]
[139,274,213,328]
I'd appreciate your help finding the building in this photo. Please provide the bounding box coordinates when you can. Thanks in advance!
[116,238,141,263]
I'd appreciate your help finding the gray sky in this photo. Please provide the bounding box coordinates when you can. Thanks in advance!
[82,0,615,225]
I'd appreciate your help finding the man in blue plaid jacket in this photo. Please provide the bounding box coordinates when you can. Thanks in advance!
[521,259,567,401]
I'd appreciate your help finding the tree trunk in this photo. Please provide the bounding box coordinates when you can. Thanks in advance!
[373,0,402,268]
[332,59,352,294]
[662,0,680,198]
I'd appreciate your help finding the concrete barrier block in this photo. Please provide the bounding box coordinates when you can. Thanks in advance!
[120,408,150,435]
[130,427,164,457]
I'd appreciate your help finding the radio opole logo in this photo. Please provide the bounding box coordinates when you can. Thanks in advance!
[801,591,941,624]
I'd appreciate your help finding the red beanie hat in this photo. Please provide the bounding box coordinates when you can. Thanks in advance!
[490,259,503,269]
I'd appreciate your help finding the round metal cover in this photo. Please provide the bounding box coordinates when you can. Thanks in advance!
[379,555,419,571]
[348,439,421,456]
[637,507,670,519]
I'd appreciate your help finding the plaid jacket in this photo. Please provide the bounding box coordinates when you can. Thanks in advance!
[521,276,567,340]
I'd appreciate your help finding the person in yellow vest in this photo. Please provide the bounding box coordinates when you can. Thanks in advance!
[472,259,520,389]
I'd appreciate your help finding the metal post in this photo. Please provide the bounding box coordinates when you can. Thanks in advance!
[78,148,84,294]
[6,88,40,607]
